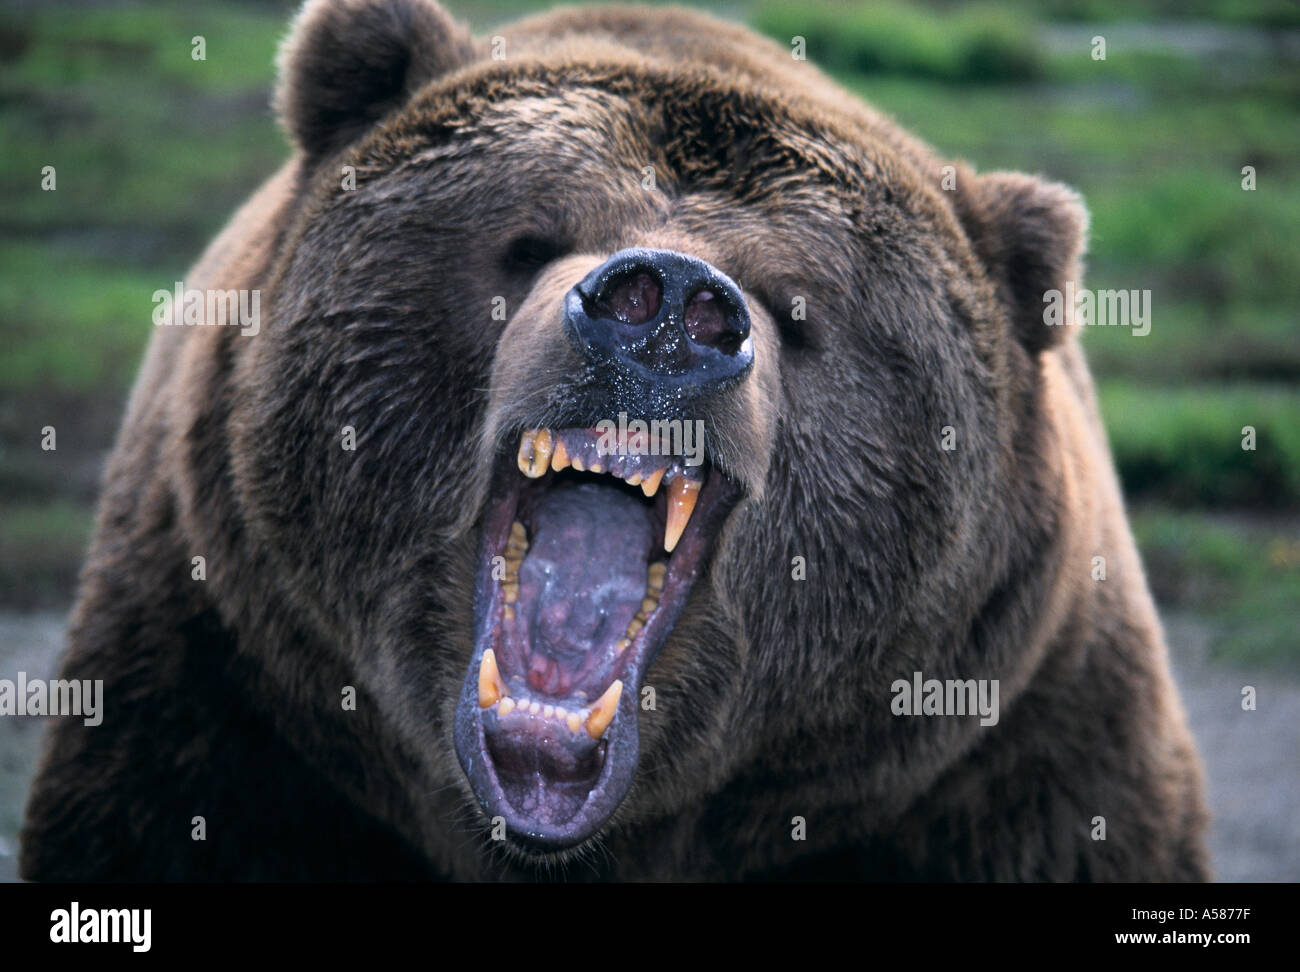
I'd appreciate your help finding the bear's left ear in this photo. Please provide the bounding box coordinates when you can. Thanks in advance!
[275,0,476,160]
[953,171,1089,355]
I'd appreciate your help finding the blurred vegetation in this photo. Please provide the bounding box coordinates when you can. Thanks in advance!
[0,0,1296,665]
[755,2,1046,82]
[1099,384,1300,509]
[1135,510,1300,668]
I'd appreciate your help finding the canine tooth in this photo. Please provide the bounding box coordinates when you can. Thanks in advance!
[498,697,516,717]
[478,650,505,708]
[585,680,623,739]
[517,429,552,478]
[551,439,570,471]
[566,711,582,733]
[641,467,665,497]
[534,429,553,476]
[663,477,701,553]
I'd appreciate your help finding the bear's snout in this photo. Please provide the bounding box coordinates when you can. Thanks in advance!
[563,247,754,402]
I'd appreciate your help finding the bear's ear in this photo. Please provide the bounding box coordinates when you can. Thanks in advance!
[954,171,1089,355]
[276,0,475,159]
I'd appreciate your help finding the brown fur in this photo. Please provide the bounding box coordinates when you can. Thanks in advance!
[21,0,1209,881]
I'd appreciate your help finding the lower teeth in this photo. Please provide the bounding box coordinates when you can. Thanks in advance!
[487,680,624,740]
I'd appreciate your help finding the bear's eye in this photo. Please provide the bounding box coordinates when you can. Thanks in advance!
[502,235,568,276]
[761,289,816,351]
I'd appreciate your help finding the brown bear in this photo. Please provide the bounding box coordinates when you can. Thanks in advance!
[21,0,1209,881]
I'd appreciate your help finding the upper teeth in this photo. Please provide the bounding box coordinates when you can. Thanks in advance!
[478,648,506,708]
[515,428,701,552]
[663,478,700,553]
[516,429,553,478]
[640,467,665,497]
[501,522,527,611]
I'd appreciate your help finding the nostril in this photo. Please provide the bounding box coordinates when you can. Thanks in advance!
[681,288,743,353]
[595,271,661,326]
[683,289,731,348]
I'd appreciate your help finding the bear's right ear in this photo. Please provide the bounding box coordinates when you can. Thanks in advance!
[276,0,475,159]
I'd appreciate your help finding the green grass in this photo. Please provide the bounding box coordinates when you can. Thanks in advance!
[3,3,291,93]
[1100,382,1300,509]
[1132,507,1300,668]
[851,80,1300,308]
[1083,302,1300,383]
[755,1,1046,83]
[1089,170,1300,304]
[0,242,156,395]
[0,79,285,236]
[1001,0,1300,28]
[0,500,93,608]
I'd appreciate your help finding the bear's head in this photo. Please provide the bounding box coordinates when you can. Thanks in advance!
[229,0,1088,863]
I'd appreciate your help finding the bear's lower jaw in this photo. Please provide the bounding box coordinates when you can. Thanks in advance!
[452,427,741,851]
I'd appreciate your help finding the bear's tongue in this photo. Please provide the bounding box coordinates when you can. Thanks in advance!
[515,481,654,695]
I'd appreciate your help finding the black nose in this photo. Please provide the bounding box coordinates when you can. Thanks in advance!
[564,248,753,398]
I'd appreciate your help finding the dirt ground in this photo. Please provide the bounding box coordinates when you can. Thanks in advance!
[0,608,1296,882]
[1163,611,1300,881]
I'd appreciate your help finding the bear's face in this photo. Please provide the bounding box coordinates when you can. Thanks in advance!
[231,0,1086,859]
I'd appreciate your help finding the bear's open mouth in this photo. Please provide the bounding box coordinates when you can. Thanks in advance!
[453,427,740,852]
